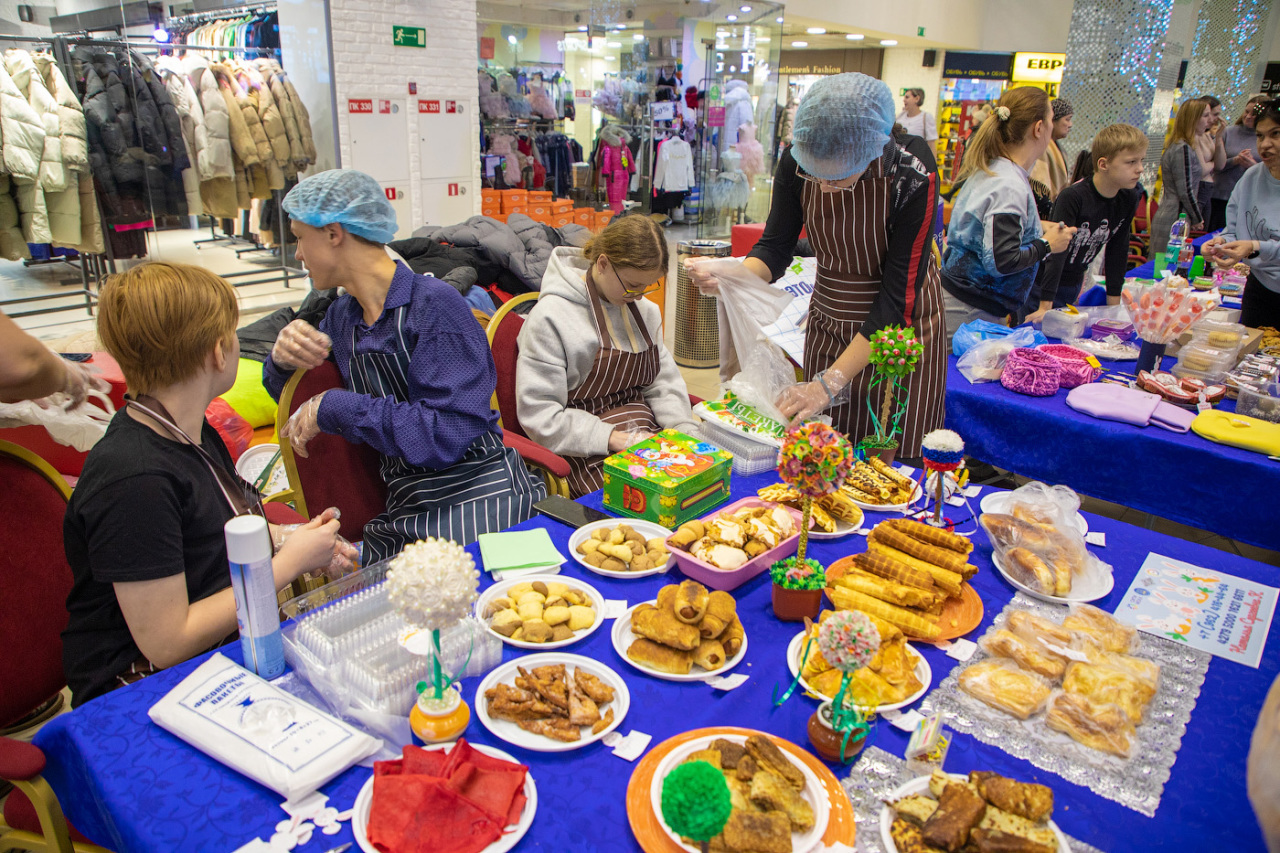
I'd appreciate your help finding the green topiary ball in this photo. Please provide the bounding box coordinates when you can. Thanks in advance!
[660,760,732,843]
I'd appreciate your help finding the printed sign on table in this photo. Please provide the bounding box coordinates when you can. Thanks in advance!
[1116,553,1277,668]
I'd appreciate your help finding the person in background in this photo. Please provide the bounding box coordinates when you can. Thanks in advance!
[1195,95,1227,229]
[62,263,353,707]
[894,122,938,175]
[1210,94,1265,232]
[1025,124,1147,318]
[687,73,946,461]
[1203,99,1280,327]
[940,86,1075,338]
[0,310,108,406]
[517,216,696,498]
[896,87,938,145]
[264,170,546,560]
[1151,98,1209,254]
[1030,98,1074,216]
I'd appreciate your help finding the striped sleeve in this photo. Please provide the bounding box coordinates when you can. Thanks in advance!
[859,167,936,338]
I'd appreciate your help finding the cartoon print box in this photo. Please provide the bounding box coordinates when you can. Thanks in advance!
[602,429,733,528]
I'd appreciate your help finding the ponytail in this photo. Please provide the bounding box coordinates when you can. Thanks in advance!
[956,86,1050,182]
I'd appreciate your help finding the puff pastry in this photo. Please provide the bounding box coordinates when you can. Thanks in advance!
[1062,604,1136,653]
[979,629,1067,680]
[958,660,1052,720]
[1045,691,1135,757]
[1062,662,1154,724]
[1006,610,1073,648]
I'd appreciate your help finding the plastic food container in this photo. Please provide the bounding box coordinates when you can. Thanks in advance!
[1174,342,1237,381]
[699,419,780,476]
[1089,319,1135,342]
[1237,383,1280,424]
[1041,308,1090,340]
[665,498,803,592]
[1189,319,1247,356]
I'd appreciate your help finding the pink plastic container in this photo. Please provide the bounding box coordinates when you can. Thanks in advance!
[665,498,805,592]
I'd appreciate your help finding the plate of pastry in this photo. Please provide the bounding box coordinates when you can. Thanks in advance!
[756,483,865,539]
[843,460,924,512]
[979,492,1088,536]
[569,519,673,578]
[652,732,831,853]
[880,769,1070,852]
[476,653,629,752]
[786,628,931,713]
[352,740,537,853]
[474,575,605,649]
[611,580,747,682]
[991,549,1114,605]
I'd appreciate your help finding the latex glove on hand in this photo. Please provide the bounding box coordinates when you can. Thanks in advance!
[275,513,344,584]
[55,359,110,410]
[682,256,723,296]
[1207,239,1257,266]
[608,427,655,453]
[281,392,326,458]
[776,367,852,426]
[271,319,332,371]
[272,507,358,577]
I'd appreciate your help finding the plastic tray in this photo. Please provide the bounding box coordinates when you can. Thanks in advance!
[698,418,780,476]
[664,497,803,591]
[1237,383,1280,423]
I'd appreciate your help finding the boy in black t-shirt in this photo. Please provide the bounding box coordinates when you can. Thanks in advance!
[1025,124,1148,322]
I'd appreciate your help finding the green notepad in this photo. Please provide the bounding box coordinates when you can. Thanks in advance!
[477,528,566,574]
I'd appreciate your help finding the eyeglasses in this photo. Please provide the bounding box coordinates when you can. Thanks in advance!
[611,264,661,296]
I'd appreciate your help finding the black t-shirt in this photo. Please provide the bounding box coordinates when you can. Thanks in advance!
[1033,180,1141,306]
[62,410,244,706]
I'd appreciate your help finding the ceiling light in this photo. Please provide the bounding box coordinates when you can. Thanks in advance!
[633,33,644,40]
[726,14,737,21]
[776,16,784,23]
[806,27,826,34]
[507,34,517,44]
[152,26,169,42]
[607,41,621,47]
[790,40,808,47]
[880,39,898,45]
[846,33,864,40]
[606,56,616,61]
[577,25,587,31]
[740,4,751,10]
[757,36,770,42]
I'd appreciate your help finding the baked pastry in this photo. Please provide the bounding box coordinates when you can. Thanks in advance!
[1005,610,1074,649]
[891,794,940,827]
[979,629,1067,680]
[975,806,1058,849]
[884,517,974,555]
[921,781,988,852]
[674,580,710,624]
[969,827,1057,853]
[748,769,815,831]
[719,809,790,853]
[699,590,737,639]
[834,566,943,609]
[630,603,701,651]
[1004,547,1056,595]
[958,660,1052,720]
[693,639,727,671]
[745,735,805,790]
[1081,643,1161,691]
[720,616,745,657]
[1062,662,1154,723]
[710,738,746,769]
[1062,604,1136,653]
[868,524,972,575]
[890,817,933,853]
[853,550,936,592]
[1045,691,1135,757]
[968,771,1054,822]
[626,638,694,675]
[685,748,722,770]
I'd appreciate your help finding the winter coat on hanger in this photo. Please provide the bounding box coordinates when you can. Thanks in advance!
[733,122,764,186]
[0,174,27,259]
[529,81,556,120]
[35,53,103,254]
[114,50,187,219]
[488,133,521,187]
[5,49,76,246]
[721,79,754,147]
[184,55,236,219]
[210,62,267,204]
[598,124,634,214]
[654,135,694,193]
[216,63,280,192]
[155,56,205,216]
[0,55,50,244]
[254,59,312,169]
[237,63,291,179]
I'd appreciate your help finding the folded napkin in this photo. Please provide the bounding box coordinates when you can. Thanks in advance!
[477,528,566,576]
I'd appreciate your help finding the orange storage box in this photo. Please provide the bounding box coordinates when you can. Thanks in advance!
[500,189,526,206]
[552,214,574,228]
[504,205,526,216]
[551,200,573,214]
[594,211,615,230]
[491,212,510,223]
[481,205,499,217]
[527,190,553,202]
[574,208,595,226]
[481,189,499,206]
[528,204,550,217]
[529,211,552,224]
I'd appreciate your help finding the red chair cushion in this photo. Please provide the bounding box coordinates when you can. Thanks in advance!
[3,784,94,844]
[490,310,528,439]
[0,455,71,728]
[502,432,570,479]
[263,503,307,526]
[0,737,44,780]
[288,362,388,543]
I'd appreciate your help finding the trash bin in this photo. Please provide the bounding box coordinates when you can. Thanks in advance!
[675,240,729,369]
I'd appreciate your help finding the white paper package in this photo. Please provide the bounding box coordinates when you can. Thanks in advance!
[148,653,380,800]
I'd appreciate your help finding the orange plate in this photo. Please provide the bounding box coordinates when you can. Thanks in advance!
[826,557,984,641]
[625,726,856,852]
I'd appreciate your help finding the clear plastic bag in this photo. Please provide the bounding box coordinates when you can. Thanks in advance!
[957,657,1053,720]
[1062,602,1138,654]
[707,257,797,423]
[952,319,1047,357]
[979,482,1112,599]
[957,325,1047,384]
[0,389,114,451]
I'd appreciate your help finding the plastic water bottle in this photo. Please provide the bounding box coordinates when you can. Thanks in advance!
[225,515,285,679]
[1164,214,1189,276]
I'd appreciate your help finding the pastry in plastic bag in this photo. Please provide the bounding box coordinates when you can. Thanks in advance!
[1006,610,1074,649]
[979,629,1067,680]
[1062,603,1137,653]
[1062,661,1155,724]
[958,659,1053,720]
[1078,641,1162,692]
[1045,691,1135,758]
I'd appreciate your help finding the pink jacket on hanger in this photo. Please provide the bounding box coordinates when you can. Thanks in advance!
[600,142,635,212]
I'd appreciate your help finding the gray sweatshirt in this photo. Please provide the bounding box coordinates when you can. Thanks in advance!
[516,247,696,457]
[1221,163,1280,293]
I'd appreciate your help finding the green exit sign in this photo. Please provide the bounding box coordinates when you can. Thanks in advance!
[917,26,925,36]
[393,25,425,47]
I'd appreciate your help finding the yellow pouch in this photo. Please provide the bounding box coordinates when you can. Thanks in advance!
[1191,410,1280,456]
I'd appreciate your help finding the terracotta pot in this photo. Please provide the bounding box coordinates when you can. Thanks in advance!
[865,444,898,466]
[772,584,822,621]
[807,700,867,763]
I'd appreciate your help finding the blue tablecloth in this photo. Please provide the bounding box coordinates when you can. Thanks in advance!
[34,475,1280,853]
[1129,231,1217,280]
[946,354,1280,551]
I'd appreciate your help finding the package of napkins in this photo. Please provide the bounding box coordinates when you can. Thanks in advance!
[149,653,379,800]
[477,528,566,579]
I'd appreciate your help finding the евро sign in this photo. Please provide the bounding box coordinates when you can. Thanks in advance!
[942,51,1013,81]
[1012,51,1066,83]
[393,25,425,48]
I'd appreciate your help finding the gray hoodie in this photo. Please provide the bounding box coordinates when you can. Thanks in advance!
[516,247,697,457]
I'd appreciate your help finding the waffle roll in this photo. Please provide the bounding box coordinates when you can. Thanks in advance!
[868,525,972,575]
[851,551,936,592]
[867,542,963,596]
[833,567,944,609]
[884,518,974,556]
[827,586,942,640]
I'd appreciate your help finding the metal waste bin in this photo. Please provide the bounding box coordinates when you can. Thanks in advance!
[675,240,729,369]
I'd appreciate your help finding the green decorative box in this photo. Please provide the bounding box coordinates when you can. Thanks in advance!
[601,429,733,528]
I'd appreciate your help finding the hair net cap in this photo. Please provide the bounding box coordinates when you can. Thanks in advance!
[282,169,398,244]
[791,73,895,181]
[1052,98,1074,120]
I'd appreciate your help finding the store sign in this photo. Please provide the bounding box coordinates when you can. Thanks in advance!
[418,99,441,114]
[777,49,858,76]
[479,37,495,60]
[1263,62,1280,92]
[348,99,373,114]
[942,51,1013,80]
[1012,52,1066,83]
[708,106,725,127]
[652,101,675,121]
[393,25,425,48]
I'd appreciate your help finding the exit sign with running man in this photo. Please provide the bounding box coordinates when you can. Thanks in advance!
[393,25,426,48]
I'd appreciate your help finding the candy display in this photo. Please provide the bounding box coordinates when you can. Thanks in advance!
[863,324,925,453]
[817,609,881,673]
[797,610,926,708]
[1136,370,1226,406]
[775,422,854,565]
[1121,278,1217,374]
[693,392,788,446]
[1225,352,1280,397]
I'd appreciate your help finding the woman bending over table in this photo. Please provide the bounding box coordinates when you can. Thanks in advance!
[62,263,353,707]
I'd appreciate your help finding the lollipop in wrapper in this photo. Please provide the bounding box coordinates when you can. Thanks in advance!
[1122,278,1217,373]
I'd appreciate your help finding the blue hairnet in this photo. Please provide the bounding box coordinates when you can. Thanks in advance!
[282,169,398,243]
[791,73,895,181]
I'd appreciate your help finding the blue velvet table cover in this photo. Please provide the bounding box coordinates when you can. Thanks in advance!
[34,473,1280,853]
[946,354,1280,551]
[1129,231,1216,281]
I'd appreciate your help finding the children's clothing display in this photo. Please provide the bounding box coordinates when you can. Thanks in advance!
[599,125,635,213]
[734,122,765,186]
[708,149,750,211]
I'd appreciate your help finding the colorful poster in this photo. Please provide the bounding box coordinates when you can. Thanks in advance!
[1116,553,1277,668]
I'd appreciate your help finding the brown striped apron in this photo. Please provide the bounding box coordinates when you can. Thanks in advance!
[801,158,947,458]
[564,272,662,497]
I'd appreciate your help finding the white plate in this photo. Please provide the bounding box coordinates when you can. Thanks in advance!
[807,514,863,540]
[474,574,606,650]
[879,774,1070,853]
[848,479,924,513]
[992,550,1115,605]
[351,742,537,853]
[612,601,748,682]
[474,653,629,752]
[568,519,674,578]
[979,492,1089,536]
[785,632,931,713]
[235,443,289,497]
[652,733,830,853]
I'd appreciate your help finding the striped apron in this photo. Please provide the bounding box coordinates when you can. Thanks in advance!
[564,273,661,497]
[801,159,947,458]
[352,306,546,562]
